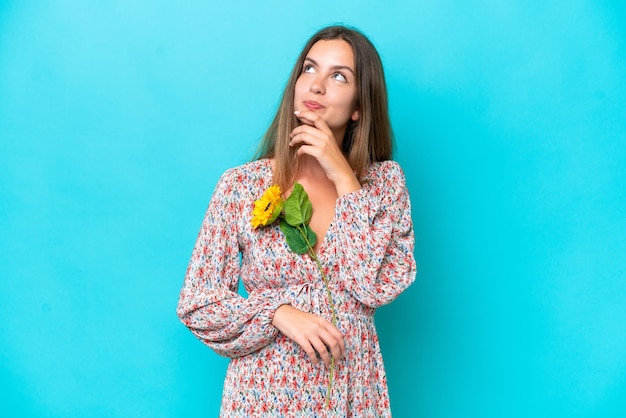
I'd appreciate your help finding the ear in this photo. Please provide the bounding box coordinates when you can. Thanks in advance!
[351,109,360,121]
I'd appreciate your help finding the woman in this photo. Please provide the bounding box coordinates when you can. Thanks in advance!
[177,25,416,417]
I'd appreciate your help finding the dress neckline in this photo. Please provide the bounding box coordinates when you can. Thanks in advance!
[259,157,336,260]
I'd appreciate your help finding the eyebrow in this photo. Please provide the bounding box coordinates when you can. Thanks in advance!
[304,57,355,76]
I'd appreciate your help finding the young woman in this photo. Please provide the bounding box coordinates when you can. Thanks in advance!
[177,25,417,417]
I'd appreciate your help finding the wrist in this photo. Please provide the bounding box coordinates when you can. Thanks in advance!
[334,173,361,197]
[272,304,293,327]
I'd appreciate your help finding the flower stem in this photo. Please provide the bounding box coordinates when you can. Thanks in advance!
[296,223,337,408]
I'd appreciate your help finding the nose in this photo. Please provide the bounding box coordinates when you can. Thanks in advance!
[309,75,325,95]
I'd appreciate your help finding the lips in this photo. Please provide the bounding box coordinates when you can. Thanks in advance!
[303,100,325,110]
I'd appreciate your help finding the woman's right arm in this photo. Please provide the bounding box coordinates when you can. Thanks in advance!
[176,170,289,358]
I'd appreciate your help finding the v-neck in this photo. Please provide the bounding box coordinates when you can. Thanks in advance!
[262,158,337,263]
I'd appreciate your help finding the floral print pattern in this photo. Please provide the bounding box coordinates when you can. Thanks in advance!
[177,158,416,417]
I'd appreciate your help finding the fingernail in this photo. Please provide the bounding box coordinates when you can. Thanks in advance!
[294,110,301,115]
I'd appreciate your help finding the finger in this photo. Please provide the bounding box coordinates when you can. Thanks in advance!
[294,110,332,135]
[317,325,344,365]
[289,128,325,146]
[322,337,342,363]
[294,111,316,127]
[310,336,333,368]
[322,327,345,361]
[295,144,321,159]
[298,338,319,365]
[331,333,345,361]
[290,128,337,153]
[290,134,324,151]
[290,124,324,139]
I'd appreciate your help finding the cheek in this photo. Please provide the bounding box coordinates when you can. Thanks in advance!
[331,90,357,111]
[294,78,307,99]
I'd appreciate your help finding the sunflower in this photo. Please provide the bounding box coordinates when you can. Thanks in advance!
[251,185,284,229]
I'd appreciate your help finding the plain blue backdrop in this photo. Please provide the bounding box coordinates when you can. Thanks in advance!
[1,1,625,417]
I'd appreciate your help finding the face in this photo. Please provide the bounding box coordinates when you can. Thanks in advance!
[294,39,359,141]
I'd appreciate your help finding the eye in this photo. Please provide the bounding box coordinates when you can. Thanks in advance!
[303,63,315,73]
[332,72,347,82]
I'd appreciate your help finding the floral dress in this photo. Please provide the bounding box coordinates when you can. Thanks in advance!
[177,158,416,417]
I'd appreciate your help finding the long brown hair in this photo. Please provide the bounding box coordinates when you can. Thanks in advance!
[255,25,393,191]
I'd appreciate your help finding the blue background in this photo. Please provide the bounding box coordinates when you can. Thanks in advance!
[1,1,625,417]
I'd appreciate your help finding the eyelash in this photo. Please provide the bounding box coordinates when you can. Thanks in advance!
[332,72,347,82]
[302,63,348,82]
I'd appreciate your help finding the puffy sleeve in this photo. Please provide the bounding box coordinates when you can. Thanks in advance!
[176,170,289,358]
[335,161,417,308]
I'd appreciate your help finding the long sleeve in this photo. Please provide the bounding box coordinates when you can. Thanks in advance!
[335,161,417,308]
[178,160,413,416]
[176,170,289,358]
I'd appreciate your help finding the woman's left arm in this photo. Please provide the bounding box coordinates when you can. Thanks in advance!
[336,161,417,308]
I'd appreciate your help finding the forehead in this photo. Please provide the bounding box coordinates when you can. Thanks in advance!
[306,39,355,68]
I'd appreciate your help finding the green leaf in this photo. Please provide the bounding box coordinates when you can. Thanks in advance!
[284,183,313,226]
[268,199,284,224]
[279,219,309,254]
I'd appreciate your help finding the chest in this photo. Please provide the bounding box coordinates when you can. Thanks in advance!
[298,181,338,252]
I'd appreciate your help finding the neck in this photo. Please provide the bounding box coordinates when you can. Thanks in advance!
[298,155,328,180]
[333,127,347,148]
[296,156,340,193]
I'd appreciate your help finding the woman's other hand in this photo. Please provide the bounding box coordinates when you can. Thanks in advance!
[271,304,345,367]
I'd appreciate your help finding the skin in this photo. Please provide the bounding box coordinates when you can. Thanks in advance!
[271,39,364,368]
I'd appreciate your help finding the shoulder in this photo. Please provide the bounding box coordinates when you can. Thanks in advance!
[215,159,273,196]
[219,159,272,186]
[210,159,273,208]
[358,160,409,207]
[364,160,407,187]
